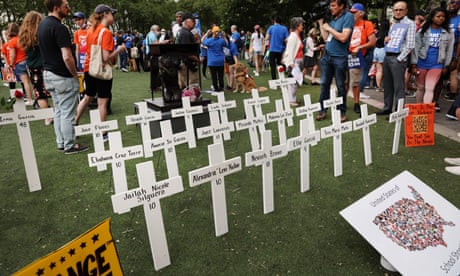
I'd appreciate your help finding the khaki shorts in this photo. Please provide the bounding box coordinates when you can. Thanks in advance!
[349,68,361,87]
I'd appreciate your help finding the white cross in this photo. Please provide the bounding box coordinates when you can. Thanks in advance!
[87,131,144,213]
[171,97,202,148]
[206,92,236,140]
[188,143,242,236]
[75,109,118,171]
[323,85,343,111]
[244,89,269,133]
[320,110,353,177]
[125,101,162,158]
[352,104,377,165]
[111,161,183,271]
[296,94,321,125]
[147,120,189,178]
[0,99,54,192]
[268,69,296,126]
[235,102,266,151]
[245,130,288,214]
[197,109,235,144]
[389,98,409,155]
[266,99,294,145]
[287,119,320,192]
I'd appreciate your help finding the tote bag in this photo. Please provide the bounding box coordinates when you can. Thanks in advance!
[89,28,112,80]
[1,67,17,82]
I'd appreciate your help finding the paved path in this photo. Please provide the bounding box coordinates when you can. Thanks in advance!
[360,87,460,143]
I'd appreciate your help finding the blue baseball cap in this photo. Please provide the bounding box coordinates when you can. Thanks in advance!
[350,3,365,13]
[73,12,85,19]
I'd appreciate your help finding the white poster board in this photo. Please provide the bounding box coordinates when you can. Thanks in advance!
[340,171,460,275]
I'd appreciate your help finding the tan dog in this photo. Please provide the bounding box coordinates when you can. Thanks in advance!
[233,63,267,93]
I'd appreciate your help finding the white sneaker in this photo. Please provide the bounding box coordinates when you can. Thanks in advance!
[445,166,460,175]
[121,68,129,72]
[360,92,370,99]
[444,157,460,166]
[254,72,260,77]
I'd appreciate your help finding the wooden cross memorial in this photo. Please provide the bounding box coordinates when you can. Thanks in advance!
[296,94,321,122]
[320,110,353,177]
[266,99,294,145]
[287,118,321,192]
[268,67,295,126]
[188,143,242,236]
[125,101,162,158]
[75,109,118,171]
[87,131,144,213]
[206,92,236,140]
[111,161,183,271]
[235,99,267,151]
[171,96,202,148]
[0,98,53,192]
[147,120,190,178]
[389,98,409,155]
[352,104,377,165]
[197,108,235,144]
[245,130,288,214]
[244,89,269,132]
[323,85,342,112]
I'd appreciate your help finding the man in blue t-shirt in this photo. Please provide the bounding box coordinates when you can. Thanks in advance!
[316,0,354,122]
[266,16,289,80]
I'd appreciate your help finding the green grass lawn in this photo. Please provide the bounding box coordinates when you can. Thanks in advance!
[1,66,459,275]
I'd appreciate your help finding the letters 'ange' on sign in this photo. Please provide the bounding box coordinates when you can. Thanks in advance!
[0,99,53,192]
[112,161,183,271]
[75,109,118,171]
[245,130,288,214]
[188,143,242,236]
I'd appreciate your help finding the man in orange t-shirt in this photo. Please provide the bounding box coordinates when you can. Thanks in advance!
[73,12,88,72]
[348,3,376,114]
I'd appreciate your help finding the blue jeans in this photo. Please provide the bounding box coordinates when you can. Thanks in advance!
[119,51,127,69]
[44,71,79,150]
[319,54,348,114]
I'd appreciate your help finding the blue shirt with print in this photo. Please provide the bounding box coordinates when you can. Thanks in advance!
[417,28,443,69]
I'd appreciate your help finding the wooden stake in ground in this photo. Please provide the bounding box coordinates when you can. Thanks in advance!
[125,101,162,158]
[389,98,409,155]
[320,110,353,177]
[268,67,295,126]
[87,131,143,213]
[75,109,118,171]
[287,118,320,192]
[188,143,242,236]
[266,99,294,145]
[352,104,377,166]
[245,130,288,214]
[111,161,183,271]
[235,98,267,151]
[197,104,235,144]
[171,96,202,148]
[206,92,236,140]
[0,97,53,192]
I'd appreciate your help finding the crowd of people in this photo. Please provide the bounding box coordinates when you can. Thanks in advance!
[1,0,460,163]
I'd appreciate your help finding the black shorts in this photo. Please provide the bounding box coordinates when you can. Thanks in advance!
[84,72,112,98]
[303,56,317,68]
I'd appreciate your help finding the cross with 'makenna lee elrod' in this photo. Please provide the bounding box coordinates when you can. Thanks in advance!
[266,99,294,145]
[389,98,409,155]
[171,96,202,148]
[320,109,353,177]
[206,92,236,140]
[0,97,53,192]
[147,120,190,178]
[75,109,118,171]
[87,131,144,213]
[125,101,162,158]
[111,161,183,271]
[352,104,377,166]
[268,67,295,126]
[245,130,288,214]
[188,143,242,236]
[235,92,268,151]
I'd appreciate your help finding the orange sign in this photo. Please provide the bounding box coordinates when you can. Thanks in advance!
[405,103,435,147]
[14,218,123,276]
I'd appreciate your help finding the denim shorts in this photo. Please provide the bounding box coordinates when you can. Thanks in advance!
[373,47,385,63]
[14,61,28,78]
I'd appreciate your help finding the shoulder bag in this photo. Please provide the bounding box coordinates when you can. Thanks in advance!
[89,28,113,80]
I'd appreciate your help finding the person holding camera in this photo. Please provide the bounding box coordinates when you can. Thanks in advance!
[316,0,354,122]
